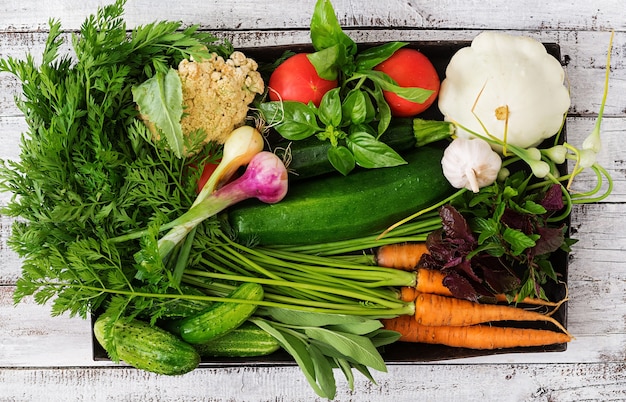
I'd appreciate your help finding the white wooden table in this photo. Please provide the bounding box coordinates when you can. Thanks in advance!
[1,1,625,400]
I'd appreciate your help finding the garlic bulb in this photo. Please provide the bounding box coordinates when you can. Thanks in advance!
[441,137,502,193]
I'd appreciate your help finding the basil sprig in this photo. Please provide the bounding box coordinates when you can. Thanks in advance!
[260,0,433,175]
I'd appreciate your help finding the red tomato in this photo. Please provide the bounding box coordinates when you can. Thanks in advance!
[196,160,220,194]
[374,48,440,117]
[268,53,338,107]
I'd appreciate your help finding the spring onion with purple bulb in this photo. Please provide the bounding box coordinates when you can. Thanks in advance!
[112,151,288,280]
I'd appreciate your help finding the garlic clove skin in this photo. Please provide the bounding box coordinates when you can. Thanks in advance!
[441,137,502,193]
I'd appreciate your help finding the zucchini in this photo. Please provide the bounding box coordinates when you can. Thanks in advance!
[274,118,453,180]
[194,321,281,357]
[227,145,453,246]
[93,315,200,376]
[178,282,264,345]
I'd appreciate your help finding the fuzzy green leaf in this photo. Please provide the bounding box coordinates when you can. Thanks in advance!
[132,68,185,158]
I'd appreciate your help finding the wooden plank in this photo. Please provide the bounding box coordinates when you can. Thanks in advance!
[1,363,626,401]
[0,0,623,32]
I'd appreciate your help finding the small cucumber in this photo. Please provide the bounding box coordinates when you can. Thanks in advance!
[194,321,281,358]
[93,315,200,376]
[227,145,453,246]
[178,282,264,345]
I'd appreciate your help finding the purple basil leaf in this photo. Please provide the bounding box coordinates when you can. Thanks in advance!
[479,262,521,294]
[501,208,533,234]
[418,253,440,270]
[532,224,566,256]
[441,271,481,302]
[541,184,564,212]
[440,205,475,243]
[454,259,482,283]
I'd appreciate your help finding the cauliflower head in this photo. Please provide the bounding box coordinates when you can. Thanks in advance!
[177,51,264,151]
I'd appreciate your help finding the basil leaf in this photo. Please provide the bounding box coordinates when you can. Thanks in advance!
[346,131,406,168]
[131,68,184,158]
[342,90,368,125]
[318,88,342,127]
[473,217,499,245]
[327,145,355,175]
[503,227,540,256]
[310,0,356,54]
[259,101,321,140]
[357,70,434,103]
[308,45,344,81]
[367,84,392,135]
[355,41,407,71]
[304,327,387,372]
[519,200,548,215]
[258,101,284,125]
[537,258,558,282]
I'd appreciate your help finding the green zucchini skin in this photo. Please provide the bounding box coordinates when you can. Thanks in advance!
[178,282,264,345]
[275,118,416,180]
[93,315,200,376]
[227,145,453,246]
[193,321,280,358]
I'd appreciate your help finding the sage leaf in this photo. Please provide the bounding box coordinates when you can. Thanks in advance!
[260,308,373,327]
[326,319,383,335]
[250,319,325,398]
[308,343,337,399]
[334,357,356,390]
[368,329,402,348]
[304,327,387,372]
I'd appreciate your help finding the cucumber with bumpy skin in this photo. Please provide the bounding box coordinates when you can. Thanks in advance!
[93,315,200,376]
[178,282,264,344]
[194,321,281,357]
[227,145,453,246]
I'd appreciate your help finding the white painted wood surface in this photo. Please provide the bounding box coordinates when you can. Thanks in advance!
[1,0,625,400]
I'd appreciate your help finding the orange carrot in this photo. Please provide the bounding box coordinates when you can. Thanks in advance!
[412,268,565,308]
[413,292,570,335]
[382,315,572,349]
[494,293,565,307]
[376,242,429,270]
[415,268,452,296]
[400,286,418,302]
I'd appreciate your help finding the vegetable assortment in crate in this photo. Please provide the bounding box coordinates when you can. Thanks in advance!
[0,0,614,399]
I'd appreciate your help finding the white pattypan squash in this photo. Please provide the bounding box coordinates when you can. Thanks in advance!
[438,31,571,151]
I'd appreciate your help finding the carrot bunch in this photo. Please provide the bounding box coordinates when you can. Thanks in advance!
[376,243,572,350]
